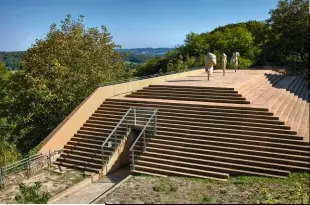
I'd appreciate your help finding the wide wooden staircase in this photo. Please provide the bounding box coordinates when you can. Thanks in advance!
[55,74,309,181]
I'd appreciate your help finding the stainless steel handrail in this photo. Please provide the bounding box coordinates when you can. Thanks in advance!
[100,107,157,167]
[101,107,133,149]
[129,109,157,171]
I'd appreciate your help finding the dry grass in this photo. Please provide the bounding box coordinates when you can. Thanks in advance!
[99,173,310,204]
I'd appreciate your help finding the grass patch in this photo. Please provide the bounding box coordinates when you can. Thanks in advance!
[198,195,216,204]
[153,181,178,193]
[99,173,310,204]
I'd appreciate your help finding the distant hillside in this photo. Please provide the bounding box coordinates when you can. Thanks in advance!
[0,48,174,70]
[0,51,25,70]
[118,48,174,56]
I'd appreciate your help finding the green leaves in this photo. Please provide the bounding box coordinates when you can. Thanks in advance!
[5,15,127,153]
[15,182,50,204]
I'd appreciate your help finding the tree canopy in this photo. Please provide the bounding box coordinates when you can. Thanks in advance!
[5,14,129,152]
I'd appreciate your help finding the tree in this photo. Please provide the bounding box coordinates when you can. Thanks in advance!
[6,15,128,153]
[266,0,309,64]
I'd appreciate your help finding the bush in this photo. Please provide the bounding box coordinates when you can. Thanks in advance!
[15,182,50,204]
[285,61,308,78]
[153,181,178,193]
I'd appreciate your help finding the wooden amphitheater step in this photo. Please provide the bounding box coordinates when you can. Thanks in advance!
[133,161,229,181]
[144,146,308,173]
[145,141,309,169]
[139,151,289,178]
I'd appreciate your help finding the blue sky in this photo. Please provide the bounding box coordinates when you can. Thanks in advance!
[0,0,278,51]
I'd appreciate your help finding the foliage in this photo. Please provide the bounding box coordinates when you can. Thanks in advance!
[257,187,279,204]
[0,62,20,166]
[0,52,25,70]
[266,0,308,65]
[5,14,128,153]
[153,181,178,193]
[136,21,265,75]
[15,182,50,204]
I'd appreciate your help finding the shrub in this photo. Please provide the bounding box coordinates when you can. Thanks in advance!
[153,182,178,193]
[15,182,50,204]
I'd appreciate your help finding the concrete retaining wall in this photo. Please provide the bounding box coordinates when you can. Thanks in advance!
[39,69,204,154]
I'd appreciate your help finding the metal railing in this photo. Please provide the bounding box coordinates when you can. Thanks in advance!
[129,109,157,171]
[101,107,157,167]
[0,149,62,187]
[99,67,202,87]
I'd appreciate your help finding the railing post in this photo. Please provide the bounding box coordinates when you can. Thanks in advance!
[48,149,51,169]
[101,147,104,168]
[114,131,117,148]
[27,156,31,176]
[131,150,135,171]
[134,108,136,126]
[154,112,157,135]
[143,131,146,152]
[0,167,4,188]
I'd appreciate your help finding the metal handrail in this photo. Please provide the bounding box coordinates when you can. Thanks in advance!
[129,109,157,171]
[101,107,133,149]
[129,111,157,152]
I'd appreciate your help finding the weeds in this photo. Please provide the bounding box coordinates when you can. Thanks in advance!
[153,181,178,193]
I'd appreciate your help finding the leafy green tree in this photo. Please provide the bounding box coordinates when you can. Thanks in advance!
[15,182,50,204]
[266,0,309,64]
[6,15,128,153]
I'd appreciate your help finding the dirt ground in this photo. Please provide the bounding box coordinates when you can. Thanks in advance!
[0,165,85,204]
[99,173,310,204]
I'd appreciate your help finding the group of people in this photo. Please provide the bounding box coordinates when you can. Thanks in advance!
[204,52,240,77]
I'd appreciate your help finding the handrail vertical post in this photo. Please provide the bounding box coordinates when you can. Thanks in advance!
[114,130,116,148]
[131,150,135,171]
[134,108,136,126]
[27,156,30,176]
[0,167,4,188]
[143,131,146,152]
[48,149,51,169]
[102,147,104,168]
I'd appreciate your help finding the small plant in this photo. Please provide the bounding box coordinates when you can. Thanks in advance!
[199,195,216,204]
[295,182,309,204]
[153,182,178,193]
[15,182,50,204]
[257,187,278,204]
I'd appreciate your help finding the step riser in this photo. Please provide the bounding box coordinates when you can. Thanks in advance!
[149,139,307,162]
[74,133,124,142]
[86,118,295,136]
[145,148,301,172]
[157,127,302,141]
[91,113,285,126]
[139,153,287,177]
[106,99,269,111]
[63,149,107,160]
[131,92,246,100]
[101,102,272,116]
[56,158,102,169]
[148,85,235,91]
[154,135,309,155]
[70,137,122,145]
[146,143,309,168]
[54,162,100,173]
[157,122,296,136]
[137,89,242,96]
[64,145,110,155]
[89,116,290,131]
[135,161,228,179]
[95,109,280,121]
[60,153,103,164]
[126,94,250,104]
